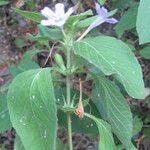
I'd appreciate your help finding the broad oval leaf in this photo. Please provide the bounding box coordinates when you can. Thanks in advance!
[73,36,144,99]
[85,113,116,150]
[7,68,57,150]
[0,93,12,133]
[93,75,136,149]
[136,0,150,44]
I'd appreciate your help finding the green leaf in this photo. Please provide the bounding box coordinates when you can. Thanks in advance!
[93,75,135,150]
[65,10,93,30]
[85,113,116,150]
[9,48,40,77]
[144,128,150,141]
[140,46,150,59]
[9,60,39,77]
[136,0,150,44]
[22,49,40,60]
[14,134,63,150]
[38,25,63,41]
[0,0,9,6]
[0,93,12,133]
[112,0,134,9]
[15,38,25,49]
[115,4,138,36]
[7,68,57,150]
[73,36,144,99]
[13,8,42,23]
[0,145,5,150]
[24,0,36,10]
[132,116,143,136]
[98,0,106,5]
[56,138,65,150]
[14,134,25,150]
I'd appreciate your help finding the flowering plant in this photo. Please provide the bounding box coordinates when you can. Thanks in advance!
[41,3,74,27]
[2,1,148,150]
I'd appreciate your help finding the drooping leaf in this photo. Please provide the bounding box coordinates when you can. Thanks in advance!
[137,0,150,44]
[0,93,12,133]
[73,36,144,99]
[13,7,42,23]
[93,75,136,149]
[115,4,138,36]
[7,68,57,150]
[140,46,150,59]
[85,113,116,150]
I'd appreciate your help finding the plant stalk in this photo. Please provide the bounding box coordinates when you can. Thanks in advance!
[66,45,73,150]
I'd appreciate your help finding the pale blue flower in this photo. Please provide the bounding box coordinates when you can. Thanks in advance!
[92,3,118,28]
[77,3,118,41]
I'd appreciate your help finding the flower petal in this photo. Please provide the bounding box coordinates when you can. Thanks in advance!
[64,7,74,21]
[55,3,65,16]
[41,19,55,26]
[41,7,56,19]
[54,20,66,27]
[95,3,107,18]
[105,18,118,24]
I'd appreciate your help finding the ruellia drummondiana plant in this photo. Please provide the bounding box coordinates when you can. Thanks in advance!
[6,1,145,150]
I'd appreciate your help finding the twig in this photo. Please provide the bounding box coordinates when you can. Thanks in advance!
[43,42,57,67]
[136,134,145,150]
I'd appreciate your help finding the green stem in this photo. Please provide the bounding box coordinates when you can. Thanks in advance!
[66,45,73,150]
[67,113,73,150]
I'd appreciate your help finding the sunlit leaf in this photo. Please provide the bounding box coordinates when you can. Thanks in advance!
[8,68,57,150]
[73,36,144,99]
